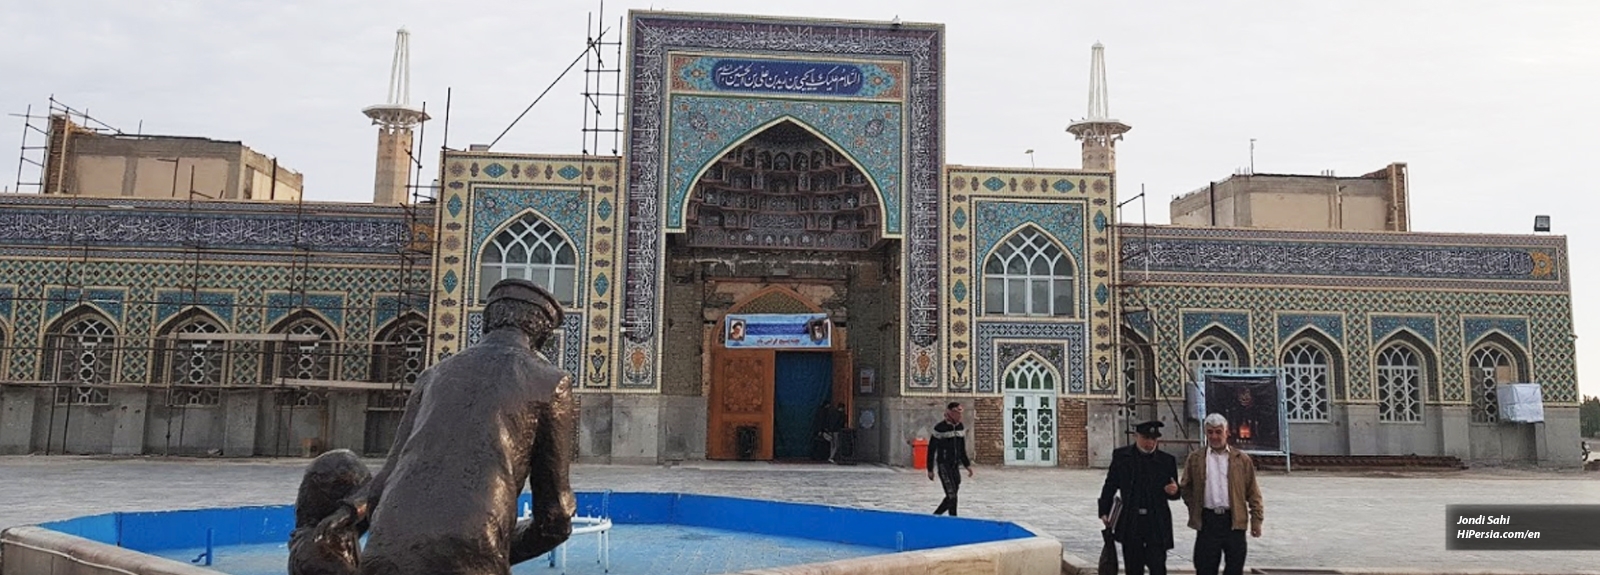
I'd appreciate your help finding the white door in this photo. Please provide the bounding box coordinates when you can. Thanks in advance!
[1005,392,1056,466]
[1002,354,1058,466]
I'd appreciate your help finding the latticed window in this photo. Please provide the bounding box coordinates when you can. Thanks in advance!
[375,318,428,385]
[47,313,116,405]
[1186,338,1236,379]
[159,313,226,406]
[268,315,335,382]
[1469,345,1518,423]
[1281,341,1330,422]
[1003,355,1057,391]
[480,214,577,305]
[1376,343,1423,422]
[983,229,1075,317]
[1123,346,1146,405]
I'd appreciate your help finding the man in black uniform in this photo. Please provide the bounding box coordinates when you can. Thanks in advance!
[927,401,974,516]
[297,279,576,575]
[1098,420,1181,575]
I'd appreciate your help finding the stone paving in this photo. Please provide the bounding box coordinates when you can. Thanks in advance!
[2,456,1597,573]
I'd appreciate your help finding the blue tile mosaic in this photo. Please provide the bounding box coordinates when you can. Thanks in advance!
[665,95,903,233]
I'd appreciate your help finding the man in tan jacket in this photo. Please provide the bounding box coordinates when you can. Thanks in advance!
[1179,413,1264,575]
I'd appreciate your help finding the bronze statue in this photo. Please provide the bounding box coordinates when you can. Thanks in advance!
[289,278,577,575]
[288,449,369,575]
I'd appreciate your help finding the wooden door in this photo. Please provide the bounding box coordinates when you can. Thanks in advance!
[708,349,775,460]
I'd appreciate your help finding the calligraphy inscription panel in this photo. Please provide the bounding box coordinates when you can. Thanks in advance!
[671,54,904,100]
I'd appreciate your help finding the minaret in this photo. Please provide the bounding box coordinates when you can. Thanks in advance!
[1066,42,1131,172]
[363,28,429,205]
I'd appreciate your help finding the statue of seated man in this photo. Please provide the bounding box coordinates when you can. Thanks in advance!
[289,278,576,575]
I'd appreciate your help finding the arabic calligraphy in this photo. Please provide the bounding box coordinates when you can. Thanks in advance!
[711,59,864,95]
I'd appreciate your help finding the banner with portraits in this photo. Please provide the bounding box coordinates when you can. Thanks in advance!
[724,313,833,349]
[1202,371,1288,454]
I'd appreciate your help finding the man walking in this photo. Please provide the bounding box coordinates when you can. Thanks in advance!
[927,401,973,516]
[1180,413,1265,575]
[1098,420,1181,575]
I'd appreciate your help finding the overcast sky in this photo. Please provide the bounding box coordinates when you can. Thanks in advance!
[5,1,1597,398]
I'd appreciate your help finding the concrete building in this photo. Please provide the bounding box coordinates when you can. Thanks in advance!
[0,10,1577,467]
[40,114,303,202]
[1170,163,1410,231]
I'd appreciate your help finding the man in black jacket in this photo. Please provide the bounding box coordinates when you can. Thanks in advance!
[927,401,974,516]
[1098,420,1182,575]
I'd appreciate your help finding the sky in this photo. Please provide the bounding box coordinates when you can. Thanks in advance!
[4,1,1597,398]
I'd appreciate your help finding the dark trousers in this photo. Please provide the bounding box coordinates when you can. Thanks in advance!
[1194,511,1247,575]
[933,464,960,516]
[1120,536,1167,575]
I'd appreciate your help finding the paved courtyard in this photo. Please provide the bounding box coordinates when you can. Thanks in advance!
[1,456,1597,573]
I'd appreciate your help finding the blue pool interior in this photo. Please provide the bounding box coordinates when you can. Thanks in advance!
[35,491,1040,575]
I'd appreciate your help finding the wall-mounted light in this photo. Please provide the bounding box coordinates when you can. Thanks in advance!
[1534,215,1551,233]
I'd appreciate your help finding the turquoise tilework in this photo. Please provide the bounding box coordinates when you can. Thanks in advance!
[1277,313,1343,342]
[666,95,903,233]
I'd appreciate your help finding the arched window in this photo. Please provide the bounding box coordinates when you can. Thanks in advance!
[1003,355,1057,391]
[373,316,428,385]
[1123,346,1147,402]
[1468,338,1525,423]
[480,214,577,305]
[1376,341,1424,423]
[1186,328,1247,380]
[154,310,226,406]
[983,228,1075,317]
[1281,340,1331,422]
[266,313,335,382]
[44,308,116,405]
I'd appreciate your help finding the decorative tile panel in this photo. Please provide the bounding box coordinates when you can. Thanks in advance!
[627,13,942,392]
[1371,315,1438,347]
[155,290,237,326]
[1125,310,1153,341]
[1119,225,1567,292]
[949,168,1114,397]
[265,293,347,329]
[1181,310,1250,344]
[975,321,1087,394]
[666,95,902,233]
[1276,313,1344,343]
[45,288,126,324]
[1123,285,1574,405]
[433,154,620,389]
[0,200,421,253]
[1462,316,1530,350]
[373,295,430,330]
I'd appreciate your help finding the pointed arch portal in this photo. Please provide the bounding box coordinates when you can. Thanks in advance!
[681,118,887,251]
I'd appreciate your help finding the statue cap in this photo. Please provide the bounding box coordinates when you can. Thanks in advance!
[485,279,562,323]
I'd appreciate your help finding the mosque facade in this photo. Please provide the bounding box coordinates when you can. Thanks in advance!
[0,11,1578,467]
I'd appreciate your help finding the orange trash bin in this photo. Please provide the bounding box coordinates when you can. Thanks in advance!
[911,438,929,469]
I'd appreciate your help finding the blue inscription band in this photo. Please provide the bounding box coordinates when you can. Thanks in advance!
[1446,505,1600,550]
[711,59,864,95]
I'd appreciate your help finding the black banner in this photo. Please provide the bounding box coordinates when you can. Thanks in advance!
[1447,505,1600,550]
[1203,373,1284,453]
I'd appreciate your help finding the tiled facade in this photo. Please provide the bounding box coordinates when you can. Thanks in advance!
[0,10,1578,466]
